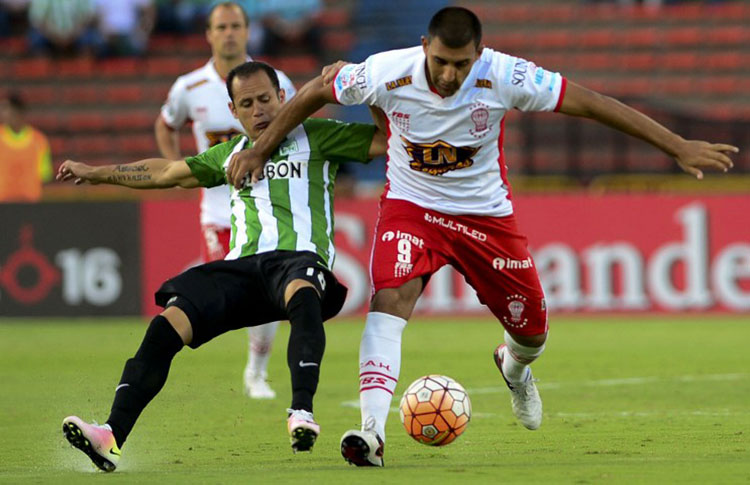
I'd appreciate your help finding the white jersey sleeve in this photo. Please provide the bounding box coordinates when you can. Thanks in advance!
[494,53,566,112]
[276,69,297,99]
[331,60,378,106]
[160,76,189,129]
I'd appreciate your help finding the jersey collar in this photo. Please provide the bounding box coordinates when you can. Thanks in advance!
[208,55,254,82]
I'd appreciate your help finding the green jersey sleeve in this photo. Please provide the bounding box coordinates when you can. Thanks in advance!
[302,118,376,164]
[185,136,245,187]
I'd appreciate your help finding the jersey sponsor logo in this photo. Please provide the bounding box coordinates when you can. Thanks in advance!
[492,256,534,271]
[391,111,410,132]
[503,294,529,328]
[424,213,487,241]
[278,139,299,156]
[381,230,424,249]
[385,75,412,91]
[335,63,367,92]
[401,136,479,176]
[260,159,304,181]
[206,129,243,147]
[186,78,209,90]
[469,101,491,138]
[511,59,529,87]
[475,78,493,89]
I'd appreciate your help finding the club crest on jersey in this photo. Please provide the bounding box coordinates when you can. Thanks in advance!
[401,136,479,176]
[503,294,529,328]
[469,101,491,138]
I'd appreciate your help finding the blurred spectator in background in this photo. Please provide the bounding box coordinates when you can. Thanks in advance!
[154,0,211,33]
[257,0,322,58]
[28,0,96,57]
[92,0,155,56]
[0,0,30,36]
[0,92,52,202]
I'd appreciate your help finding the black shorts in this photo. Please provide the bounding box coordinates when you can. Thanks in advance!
[154,250,347,348]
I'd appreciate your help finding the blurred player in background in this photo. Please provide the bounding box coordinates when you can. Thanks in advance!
[58,61,386,471]
[0,91,52,202]
[227,6,739,467]
[155,1,297,399]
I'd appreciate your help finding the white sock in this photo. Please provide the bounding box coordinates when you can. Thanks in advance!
[246,321,280,378]
[358,311,407,441]
[502,330,545,386]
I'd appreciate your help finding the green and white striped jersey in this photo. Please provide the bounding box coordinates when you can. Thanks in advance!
[185,118,376,268]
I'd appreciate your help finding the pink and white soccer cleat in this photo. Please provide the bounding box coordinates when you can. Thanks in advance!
[286,409,320,452]
[62,416,121,472]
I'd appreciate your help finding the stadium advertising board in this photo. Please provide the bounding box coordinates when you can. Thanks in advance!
[138,195,749,315]
[0,202,141,316]
[332,195,750,314]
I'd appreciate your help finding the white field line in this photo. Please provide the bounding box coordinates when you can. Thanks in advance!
[340,373,749,418]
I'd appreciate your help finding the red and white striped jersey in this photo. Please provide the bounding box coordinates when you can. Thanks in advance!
[332,46,566,217]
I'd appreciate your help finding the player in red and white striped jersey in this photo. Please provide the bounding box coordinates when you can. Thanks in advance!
[226,6,738,466]
[155,1,296,400]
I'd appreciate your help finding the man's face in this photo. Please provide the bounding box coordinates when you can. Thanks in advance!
[229,71,285,140]
[422,35,480,97]
[206,5,248,60]
[0,100,21,127]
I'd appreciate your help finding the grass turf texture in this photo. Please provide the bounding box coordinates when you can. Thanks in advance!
[1,316,748,484]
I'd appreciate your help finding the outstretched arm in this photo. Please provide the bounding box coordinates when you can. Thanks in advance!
[56,158,201,189]
[227,73,338,187]
[558,81,738,179]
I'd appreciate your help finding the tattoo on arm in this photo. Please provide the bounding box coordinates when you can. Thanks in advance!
[106,174,153,183]
[114,164,149,173]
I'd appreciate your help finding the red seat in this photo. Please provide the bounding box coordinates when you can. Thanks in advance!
[623,28,660,48]
[664,27,701,47]
[112,111,155,131]
[12,58,53,79]
[105,84,145,103]
[57,58,96,78]
[68,112,108,132]
[578,29,618,49]
[63,85,100,104]
[99,58,140,78]
[662,52,698,71]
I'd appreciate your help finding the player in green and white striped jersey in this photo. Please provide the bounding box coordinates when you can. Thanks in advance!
[56,61,387,471]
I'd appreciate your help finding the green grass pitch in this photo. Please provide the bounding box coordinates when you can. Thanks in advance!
[1,316,748,484]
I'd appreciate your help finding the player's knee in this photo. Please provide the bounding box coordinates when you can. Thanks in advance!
[507,330,547,349]
[161,299,196,345]
[370,278,423,319]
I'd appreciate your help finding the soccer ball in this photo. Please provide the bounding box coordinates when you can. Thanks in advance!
[399,374,471,446]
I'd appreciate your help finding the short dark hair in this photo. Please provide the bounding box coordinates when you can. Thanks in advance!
[206,1,249,29]
[4,91,25,111]
[428,7,482,49]
[226,61,280,101]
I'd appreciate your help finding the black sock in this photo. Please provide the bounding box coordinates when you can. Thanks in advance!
[286,287,325,413]
[106,315,184,447]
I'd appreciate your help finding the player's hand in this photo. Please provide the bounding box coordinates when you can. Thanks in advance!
[227,146,265,188]
[56,160,98,185]
[673,140,738,180]
[321,60,350,85]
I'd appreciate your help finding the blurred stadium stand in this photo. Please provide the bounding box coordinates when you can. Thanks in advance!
[0,0,748,190]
